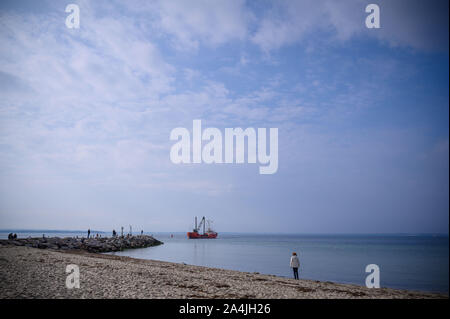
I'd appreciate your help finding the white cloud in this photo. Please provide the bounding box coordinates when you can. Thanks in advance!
[0,1,447,232]
[251,0,449,52]
[251,0,365,51]
[152,0,249,50]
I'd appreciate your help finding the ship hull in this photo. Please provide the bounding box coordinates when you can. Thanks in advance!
[187,232,218,239]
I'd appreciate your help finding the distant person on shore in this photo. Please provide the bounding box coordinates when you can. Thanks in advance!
[87,229,91,239]
[112,230,116,237]
[290,252,300,280]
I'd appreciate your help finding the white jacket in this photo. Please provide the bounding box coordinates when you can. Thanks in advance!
[290,256,300,268]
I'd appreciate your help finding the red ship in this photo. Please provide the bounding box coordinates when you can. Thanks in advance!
[187,216,218,239]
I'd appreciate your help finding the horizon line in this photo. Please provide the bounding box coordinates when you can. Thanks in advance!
[0,229,448,236]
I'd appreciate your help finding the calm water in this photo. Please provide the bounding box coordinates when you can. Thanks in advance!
[110,233,449,293]
[2,231,448,293]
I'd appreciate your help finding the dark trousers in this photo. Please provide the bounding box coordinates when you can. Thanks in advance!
[293,267,299,279]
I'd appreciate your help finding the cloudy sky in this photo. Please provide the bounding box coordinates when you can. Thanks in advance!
[0,0,448,233]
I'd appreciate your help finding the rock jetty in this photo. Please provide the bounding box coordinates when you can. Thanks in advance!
[0,235,163,253]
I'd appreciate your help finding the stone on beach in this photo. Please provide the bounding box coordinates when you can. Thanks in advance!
[0,235,163,253]
[0,245,446,299]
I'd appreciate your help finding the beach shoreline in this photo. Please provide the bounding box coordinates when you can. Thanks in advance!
[0,245,447,299]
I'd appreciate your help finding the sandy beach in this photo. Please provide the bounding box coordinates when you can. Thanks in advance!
[0,245,446,299]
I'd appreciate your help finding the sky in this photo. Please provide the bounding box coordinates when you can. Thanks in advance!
[0,0,448,234]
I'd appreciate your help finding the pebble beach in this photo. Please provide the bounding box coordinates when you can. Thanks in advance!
[0,245,447,299]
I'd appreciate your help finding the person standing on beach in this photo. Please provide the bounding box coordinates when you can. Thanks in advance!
[290,252,300,280]
[87,229,91,239]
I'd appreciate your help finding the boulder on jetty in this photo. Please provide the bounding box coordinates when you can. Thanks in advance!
[0,235,163,253]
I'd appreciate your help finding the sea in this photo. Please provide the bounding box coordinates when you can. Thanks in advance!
[1,230,448,294]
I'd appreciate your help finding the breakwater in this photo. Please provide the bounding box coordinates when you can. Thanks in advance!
[0,235,163,253]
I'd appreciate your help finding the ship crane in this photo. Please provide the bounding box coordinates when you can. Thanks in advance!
[195,216,206,234]
[188,216,218,239]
